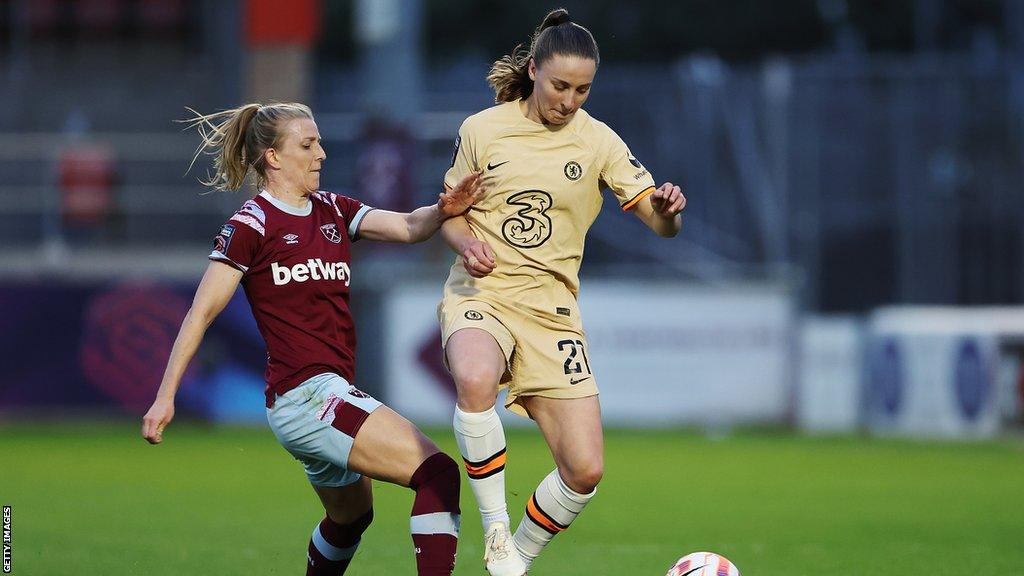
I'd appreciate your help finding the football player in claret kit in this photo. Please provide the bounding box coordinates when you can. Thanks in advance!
[437,8,687,576]
[141,102,486,576]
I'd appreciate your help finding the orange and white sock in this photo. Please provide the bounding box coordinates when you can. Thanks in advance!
[453,405,510,528]
[513,469,595,569]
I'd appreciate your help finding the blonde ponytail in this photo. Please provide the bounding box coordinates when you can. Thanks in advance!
[181,102,313,192]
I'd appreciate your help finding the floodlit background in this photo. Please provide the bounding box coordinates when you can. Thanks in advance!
[1,1,1023,575]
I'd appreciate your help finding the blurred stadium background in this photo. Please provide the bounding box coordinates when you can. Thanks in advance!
[2,1,1024,574]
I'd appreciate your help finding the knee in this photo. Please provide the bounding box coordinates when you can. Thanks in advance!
[323,498,374,527]
[410,452,460,492]
[561,462,603,495]
[410,452,461,512]
[318,477,374,524]
[451,369,499,409]
[334,506,373,533]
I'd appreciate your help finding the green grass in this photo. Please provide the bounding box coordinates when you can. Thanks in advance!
[1,422,1023,575]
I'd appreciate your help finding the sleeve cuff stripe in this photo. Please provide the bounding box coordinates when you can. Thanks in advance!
[209,253,248,272]
[621,186,655,212]
[349,205,374,240]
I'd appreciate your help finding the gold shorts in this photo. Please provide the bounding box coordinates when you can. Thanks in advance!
[438,295,598,418]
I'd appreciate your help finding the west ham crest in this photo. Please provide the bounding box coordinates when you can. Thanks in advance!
[348,386,370,399]
[320,223,342,244]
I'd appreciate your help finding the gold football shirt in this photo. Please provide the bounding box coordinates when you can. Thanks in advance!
[443,100,656,302]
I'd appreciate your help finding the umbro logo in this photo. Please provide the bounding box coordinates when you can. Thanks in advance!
[283,233,299,245]
[487,160,509,171]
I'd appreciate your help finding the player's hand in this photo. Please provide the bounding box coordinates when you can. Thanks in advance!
[650,182,685,217]
[438,171,485,217]
[142,397,175,445]
[460,238,496,278]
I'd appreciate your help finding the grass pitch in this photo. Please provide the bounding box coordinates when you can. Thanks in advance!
[1,422,1022,575]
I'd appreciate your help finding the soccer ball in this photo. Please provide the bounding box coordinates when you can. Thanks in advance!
[665,551,740,576]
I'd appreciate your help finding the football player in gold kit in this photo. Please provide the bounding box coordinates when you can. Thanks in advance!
[438,8,686,575]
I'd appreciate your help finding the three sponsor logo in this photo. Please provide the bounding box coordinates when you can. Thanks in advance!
[502,190,553,249]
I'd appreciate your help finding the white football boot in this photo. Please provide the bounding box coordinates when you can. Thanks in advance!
[483,521,528,576]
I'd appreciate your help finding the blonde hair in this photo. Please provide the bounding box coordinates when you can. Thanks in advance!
[487,8,600,103]
[181,102,313,192]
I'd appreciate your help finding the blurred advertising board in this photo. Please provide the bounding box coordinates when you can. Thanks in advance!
[383,281,796,427]
[796,316,865,433]
[1,279,797,429]
[863,307,1024,439]
[0,281,268,422]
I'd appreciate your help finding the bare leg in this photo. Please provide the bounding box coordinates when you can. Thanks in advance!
[304,478,373,575]
[512,395,603,569]
[446,328,505,412]
[347,405,462,575]
[313,476,372,524]
[347,405,440,486]
[521,395,604,494]
[445,328,524,575]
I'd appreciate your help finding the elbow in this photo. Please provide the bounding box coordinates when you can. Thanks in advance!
[405,227,428,244]
[188,304,219,329]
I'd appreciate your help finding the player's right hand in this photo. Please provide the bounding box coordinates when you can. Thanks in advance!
[142,397,175,445]
[460,238,496,278]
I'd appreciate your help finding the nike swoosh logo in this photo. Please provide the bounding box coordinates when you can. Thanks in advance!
[569,377,591,385]
[680,566,708,576]
[487,160,509,170]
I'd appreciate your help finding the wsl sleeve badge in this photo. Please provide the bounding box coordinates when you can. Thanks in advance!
[213,223,235,255]
[450,135,461,167]
[666,552,740,576]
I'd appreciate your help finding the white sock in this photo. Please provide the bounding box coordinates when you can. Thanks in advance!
[453,405,510,529]
[513,469,595,569]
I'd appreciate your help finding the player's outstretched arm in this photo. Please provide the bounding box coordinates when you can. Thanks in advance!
[142,261,242,445]
[441,217,495,278]
[631,182,686,237]
[357,171,485,243]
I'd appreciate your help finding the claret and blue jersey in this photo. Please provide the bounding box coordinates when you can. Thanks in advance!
[209,190,373,406]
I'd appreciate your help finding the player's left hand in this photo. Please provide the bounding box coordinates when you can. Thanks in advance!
[650,182,686,217]
[438,171,485,217]
[460,238,496,278]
